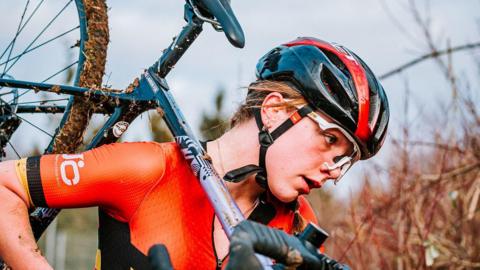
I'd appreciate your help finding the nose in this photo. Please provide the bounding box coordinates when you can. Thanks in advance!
[320,161,342,181]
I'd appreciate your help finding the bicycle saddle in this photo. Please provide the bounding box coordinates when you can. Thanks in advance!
[192,0,245,48]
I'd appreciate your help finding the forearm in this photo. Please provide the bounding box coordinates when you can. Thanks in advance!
[0,186,52,269]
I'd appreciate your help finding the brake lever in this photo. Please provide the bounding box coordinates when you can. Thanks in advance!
[188,0,245,48]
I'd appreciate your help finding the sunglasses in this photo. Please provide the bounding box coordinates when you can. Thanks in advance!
[302,107,361,184]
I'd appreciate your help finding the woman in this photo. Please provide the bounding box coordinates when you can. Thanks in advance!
[0,37,388,269]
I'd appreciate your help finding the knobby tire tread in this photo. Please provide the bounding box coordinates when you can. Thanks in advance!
[52,0,109,154]
[27,0,110,241]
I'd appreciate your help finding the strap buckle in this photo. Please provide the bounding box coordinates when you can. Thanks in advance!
[258,128,274,147]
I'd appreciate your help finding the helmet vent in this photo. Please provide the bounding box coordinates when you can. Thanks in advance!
[261,47,282,73]
[320,67,356,114]
[321,50,350,79]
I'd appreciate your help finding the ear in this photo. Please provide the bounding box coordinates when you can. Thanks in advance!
[261,92,290,131]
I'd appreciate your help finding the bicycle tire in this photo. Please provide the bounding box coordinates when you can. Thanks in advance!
[26,0,109,241]
[0,0,109,158]
[51,0,109,154]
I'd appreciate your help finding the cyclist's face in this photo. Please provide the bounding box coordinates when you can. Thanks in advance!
[262,100,354,203]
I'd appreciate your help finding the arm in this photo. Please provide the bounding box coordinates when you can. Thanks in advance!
[22,142,165,221]
[0,141,167,268]
[0,160,52,269]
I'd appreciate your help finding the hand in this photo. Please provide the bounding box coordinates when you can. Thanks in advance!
[226,220,350,270]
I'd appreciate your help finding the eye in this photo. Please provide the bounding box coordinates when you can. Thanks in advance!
[323,132,338,145]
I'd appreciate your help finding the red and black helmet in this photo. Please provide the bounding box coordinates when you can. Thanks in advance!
[256,37,389,160]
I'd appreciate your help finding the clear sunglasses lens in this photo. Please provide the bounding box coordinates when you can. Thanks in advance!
[307,111,361,161]
[340,161,352,175]
[305,109,362,183]
[331,157,354,184]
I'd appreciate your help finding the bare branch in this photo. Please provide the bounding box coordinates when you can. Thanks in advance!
[420,162,480,182]
[379,42,480,80]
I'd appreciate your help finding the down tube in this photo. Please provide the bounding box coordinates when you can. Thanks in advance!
[151,70,273,268]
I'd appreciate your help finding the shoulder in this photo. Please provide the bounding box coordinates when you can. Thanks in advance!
[269,195,318,224]
[87,141,182,179]
[264,195,318,233]
[94,141,179,161]
[97,141,176,154]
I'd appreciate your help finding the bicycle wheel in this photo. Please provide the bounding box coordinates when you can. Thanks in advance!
[0,0,109,159]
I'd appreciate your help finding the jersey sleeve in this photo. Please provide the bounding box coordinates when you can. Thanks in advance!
[17,141,168,222]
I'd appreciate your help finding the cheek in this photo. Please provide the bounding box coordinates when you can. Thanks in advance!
[262,124,323,202]
[266,137,308,173]
[267,175,300,203]
[266,121,324,172]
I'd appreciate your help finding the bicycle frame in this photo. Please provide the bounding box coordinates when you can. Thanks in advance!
[0,1,272,268]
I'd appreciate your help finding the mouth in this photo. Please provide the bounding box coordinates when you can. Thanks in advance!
[302,176,322,193]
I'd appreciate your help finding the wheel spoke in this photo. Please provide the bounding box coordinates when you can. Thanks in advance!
[42,60,78,83]
[3,0,74,76]
[8,89,31,104]
[0,90,15,97]
[13,98,69,105]
[7,141,22,159]
[1,0,30,76]
[5,59,78,104]
[0,26,80,68]
[0,97,53,138]
[0,0,45,61]
[8,111,53,138]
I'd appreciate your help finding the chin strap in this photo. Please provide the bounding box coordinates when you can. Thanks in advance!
[223,106,313,189]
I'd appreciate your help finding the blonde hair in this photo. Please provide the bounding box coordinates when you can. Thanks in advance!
[230,80,307,127]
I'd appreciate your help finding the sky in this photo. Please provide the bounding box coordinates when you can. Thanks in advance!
[1,0,479,198]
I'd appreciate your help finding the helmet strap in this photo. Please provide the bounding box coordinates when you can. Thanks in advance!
[255,105,313,189]
[222,106,312,189]
[221,109,271,187]
[223,165,263,183]
[254,108,272,188]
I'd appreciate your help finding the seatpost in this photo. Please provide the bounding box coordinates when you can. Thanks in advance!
[156,2,203,78]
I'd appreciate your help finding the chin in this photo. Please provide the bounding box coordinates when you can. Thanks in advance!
[272,190,299,203]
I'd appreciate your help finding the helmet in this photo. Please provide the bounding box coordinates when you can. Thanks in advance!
[224,37,389,188]
[256,37,389,160]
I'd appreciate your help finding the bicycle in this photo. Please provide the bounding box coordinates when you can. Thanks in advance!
[0,0,265,267]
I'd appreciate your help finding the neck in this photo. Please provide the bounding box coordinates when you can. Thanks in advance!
[207,119,265,207]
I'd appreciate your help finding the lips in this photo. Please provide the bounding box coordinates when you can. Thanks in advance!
[303,176,322,193]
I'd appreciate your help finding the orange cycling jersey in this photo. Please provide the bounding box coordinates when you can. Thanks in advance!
[16,141,318,269]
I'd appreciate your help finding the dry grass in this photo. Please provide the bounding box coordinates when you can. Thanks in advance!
[310,1,480,268]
